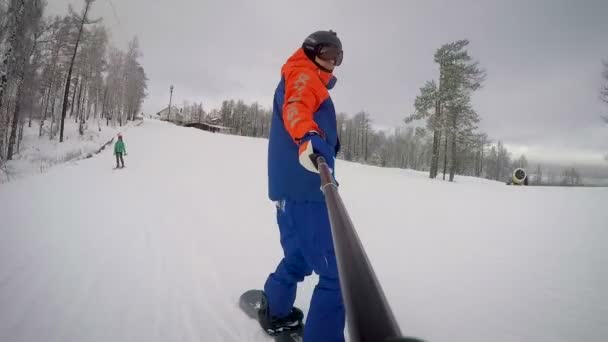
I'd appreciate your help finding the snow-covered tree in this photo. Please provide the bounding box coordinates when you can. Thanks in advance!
[59,0,101,142]
[122,37,147,122]
[406,39,485,180]
[484,141,512,182]
[1,0,47,159]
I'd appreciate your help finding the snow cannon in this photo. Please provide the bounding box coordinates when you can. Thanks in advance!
[511,168,528,185]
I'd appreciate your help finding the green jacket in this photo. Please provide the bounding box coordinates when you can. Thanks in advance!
[114,140,126,154]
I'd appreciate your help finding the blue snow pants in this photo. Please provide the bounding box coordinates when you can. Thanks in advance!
[264,200,345,342]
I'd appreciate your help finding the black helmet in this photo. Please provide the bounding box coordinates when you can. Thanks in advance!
[302,30,343,67]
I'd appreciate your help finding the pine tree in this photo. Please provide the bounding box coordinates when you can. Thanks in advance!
[406,40,485,180]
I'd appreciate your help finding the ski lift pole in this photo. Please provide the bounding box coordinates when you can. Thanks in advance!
[316,156,425,342]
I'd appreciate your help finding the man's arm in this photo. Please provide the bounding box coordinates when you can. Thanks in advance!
[282,69,328,142]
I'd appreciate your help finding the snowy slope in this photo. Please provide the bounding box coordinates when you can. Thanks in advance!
[0,119,607,342]
[2,119,136,183]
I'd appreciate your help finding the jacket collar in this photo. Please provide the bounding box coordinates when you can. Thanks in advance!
[281,48,338,90]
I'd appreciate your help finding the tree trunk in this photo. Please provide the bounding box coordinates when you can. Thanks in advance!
[42,85,51,120]
[77,80,86,135]
[0,2,26,116]
[449,133,457,182]
[252,105,257,136]
[39,117,44,137]
[349,124,355,161]
[82,85,90,121]
[79,105,85,135]
[76,78,84,121]
[49,93,57,140]
[17,116,24,153]
[480,139,485,177]
[69,75,79,120]
[101,85,108,123]
[85,88,92,121]
[259,118,263,137]
[430,64,444,179]
[59,1,92,143]
[0,104,11,159]
[442,132,448,180]
[6,21,32,160]
[430,128,440,179]
[7,79,24,160]
[449,113,458,182]
[363,125,368,162]
[93,87,99,120]
[49,117,54,140]
[496,158,501,181]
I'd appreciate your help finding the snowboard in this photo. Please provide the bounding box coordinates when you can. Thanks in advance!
[239,289,303,342]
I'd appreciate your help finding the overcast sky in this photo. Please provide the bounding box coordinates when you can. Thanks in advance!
[48,0,608,167]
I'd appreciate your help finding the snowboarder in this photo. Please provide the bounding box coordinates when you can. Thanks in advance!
[113,134,127,168]
[262,30,345,341]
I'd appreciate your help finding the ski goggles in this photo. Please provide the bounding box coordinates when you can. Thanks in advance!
[317,45,343,66]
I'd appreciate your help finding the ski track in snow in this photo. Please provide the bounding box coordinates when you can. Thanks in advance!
[0,119,607,342]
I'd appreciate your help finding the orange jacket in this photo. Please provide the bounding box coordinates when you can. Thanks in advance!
[280,48,335,142]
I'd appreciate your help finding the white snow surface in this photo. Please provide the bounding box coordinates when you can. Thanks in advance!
[0,119,607,342]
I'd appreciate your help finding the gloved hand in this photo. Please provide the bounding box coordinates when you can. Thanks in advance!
[298,133,334,173]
